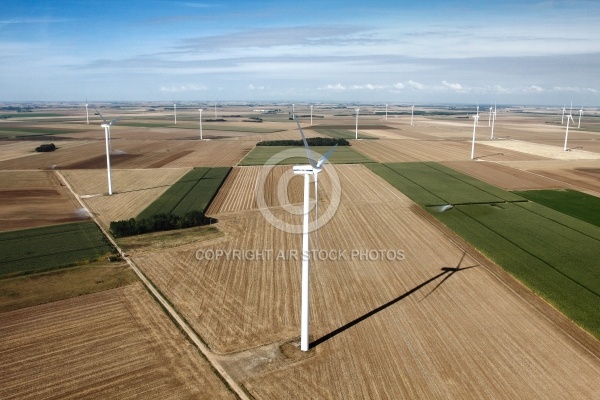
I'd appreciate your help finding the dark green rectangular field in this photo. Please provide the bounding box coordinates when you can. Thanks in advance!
[314,128,376,140]
[370,161,600,339]
[0,221,116,278]
[137,166,231,219]
[513,189,600,227]
[239,146,373,166]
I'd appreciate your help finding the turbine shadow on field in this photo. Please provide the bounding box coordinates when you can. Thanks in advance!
[474,152,504,160]
[116,184,174,194]
[310,253,478,349]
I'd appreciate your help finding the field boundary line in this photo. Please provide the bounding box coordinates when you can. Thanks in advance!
[55,170,249,400]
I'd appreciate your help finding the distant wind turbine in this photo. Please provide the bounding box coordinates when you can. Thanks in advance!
[385,104,388,121]
[310,105,313,126]
[199,109,203,140]
[85,103,89,125]
[95,108,121,195]
[293,117,337,352]
[476,104,479,126]
[292,103,295,120]
[488,106,492,127]
[471,114,479,160]
[563,103,575,151]
[490,104,497,140]
[561,105,566,125]
[578,107,583,129]
[355,108,360,139]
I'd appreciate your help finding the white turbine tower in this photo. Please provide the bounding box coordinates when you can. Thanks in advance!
[471,114,479,160]
[411,105,414,126]
[174,103,177,124]
[292,103,295,120]
[293,118,337,352]
[355,108,360,139]
[476,104,479,126]
[488,106,492,127]
[85,103,89,125]
[563,104,575,151]
[199,109,203,140]
[490,104,497,140]
[310,105,313,126]
[578,107,583,129]
[95,108,120,196]
[561,105,566,124]
[385,104,388,121]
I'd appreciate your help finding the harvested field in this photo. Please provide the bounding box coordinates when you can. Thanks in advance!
[351,139,546,163]
[0,141,90,162]
[59,168,190,228]
[497,160,600,195]
[0,284,236,399]
[0,170,84,231]
[442,160,570,190]
[206,166,313,215]
[0,139,252,170]
[132,164,600,398]
[483,139,600,160]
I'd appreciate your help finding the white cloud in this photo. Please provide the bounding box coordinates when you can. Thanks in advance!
[407,80,425,90]
[319,83,346,91]
[159,84,207,92]
[248,84,265,90]
[351,84,385,90]
[442,80,462,90]
[393,82,405,90]
[526,85,544,92]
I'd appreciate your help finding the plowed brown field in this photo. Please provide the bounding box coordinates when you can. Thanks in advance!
[0,170,84,231]
[0,284,235,399]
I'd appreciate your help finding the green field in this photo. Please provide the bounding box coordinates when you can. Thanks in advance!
[514,189,600,227]
[314,127,376,140]
[239,146,373,166]
[137,167,231,219]
[0,221,116,278]
[0,113,65,119]
[370,162,600,338]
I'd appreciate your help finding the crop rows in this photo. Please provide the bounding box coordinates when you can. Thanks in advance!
[0,221,115,277]
[137,167,231,219]
[367,162,524,205]
[239,145,372,166]
[514,189,600,227]
[370,161,600,338]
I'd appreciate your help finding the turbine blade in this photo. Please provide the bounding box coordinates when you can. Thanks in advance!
[108,116,121,126]
[316,144,337,168]
[94,107,108,125]
[295,118,317,168]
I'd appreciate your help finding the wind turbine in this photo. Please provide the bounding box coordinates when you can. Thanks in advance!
[293,118,337,352]
[471,114,479,160]
[199,109,203,140]
[174,103,177,124]
[95,108,120,195]
[563,104,575,151]
[385,104,388,121]
[476,104,479,126]
[85,103,89,124]
[488,106,492,127]
[310,105,313,126]
[561,105,566,124]
[410,105,414,126]
[292,103,295,120]
[355,108,360,139]
[578,107,583,129]
[490,104,497,140]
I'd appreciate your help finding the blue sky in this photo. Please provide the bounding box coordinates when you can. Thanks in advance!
[1,0,599,105]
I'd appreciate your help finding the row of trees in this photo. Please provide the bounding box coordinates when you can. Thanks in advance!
[35,143,56,152]
[257,137,349,147]
[110,211,215,238]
